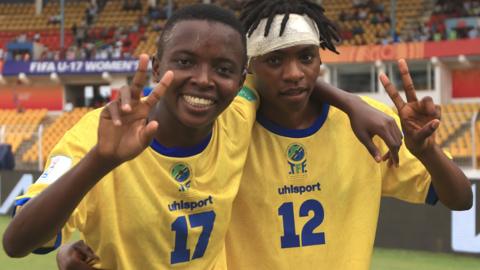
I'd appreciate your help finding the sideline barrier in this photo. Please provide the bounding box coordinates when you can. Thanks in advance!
[0,170,41,215]
[376,173,480,255]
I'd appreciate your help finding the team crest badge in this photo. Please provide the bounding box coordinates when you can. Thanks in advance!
[286,143,307,175]
[171,163,192,192]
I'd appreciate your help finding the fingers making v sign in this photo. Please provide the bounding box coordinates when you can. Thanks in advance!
[97,53,174,164]
[379,59,441,157]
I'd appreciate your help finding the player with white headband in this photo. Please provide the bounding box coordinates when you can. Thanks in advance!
[246,13,328,60]
[225,0,472,269]
[244,4,406,164]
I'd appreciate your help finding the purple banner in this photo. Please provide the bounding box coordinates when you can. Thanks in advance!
[2,60,140,75]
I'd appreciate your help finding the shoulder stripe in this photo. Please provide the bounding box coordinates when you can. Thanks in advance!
[237,86,257,102]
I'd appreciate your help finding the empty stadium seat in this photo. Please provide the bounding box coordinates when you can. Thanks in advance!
[22,108,92,165]
[0,109,47,154]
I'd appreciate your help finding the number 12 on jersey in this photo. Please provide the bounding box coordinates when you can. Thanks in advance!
[278,199,325,248]
[171,211,216,264]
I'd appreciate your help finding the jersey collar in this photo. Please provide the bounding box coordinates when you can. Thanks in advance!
[256,103,330,138]
[149,132,212,157]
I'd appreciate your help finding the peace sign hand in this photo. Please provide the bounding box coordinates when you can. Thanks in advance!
[379,59,441,157]
[96,54,174,165]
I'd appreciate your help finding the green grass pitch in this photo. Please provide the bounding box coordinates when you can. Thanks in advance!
[1,216,480,269]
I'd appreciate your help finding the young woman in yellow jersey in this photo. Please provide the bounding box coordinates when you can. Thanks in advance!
[6,3,428,269]
[3,4,257,269]
[225,1,472,269]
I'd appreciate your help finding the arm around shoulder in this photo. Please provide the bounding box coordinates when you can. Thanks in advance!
[313,78,403,164]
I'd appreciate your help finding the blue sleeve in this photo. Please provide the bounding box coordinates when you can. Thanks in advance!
[425,184,438,205]
[13,197,62,254]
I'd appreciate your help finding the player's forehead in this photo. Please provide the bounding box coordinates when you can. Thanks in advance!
[168,20,241,43]
[165,21,240,52]
[265,44,319,55]
[161,20,245,65]
[246,13,320,60]
[163,20,244,64]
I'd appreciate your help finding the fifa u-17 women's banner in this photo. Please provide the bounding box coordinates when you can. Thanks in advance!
[2,59,144,76]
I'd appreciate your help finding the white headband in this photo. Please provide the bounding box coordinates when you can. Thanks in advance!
[246,14,320,58]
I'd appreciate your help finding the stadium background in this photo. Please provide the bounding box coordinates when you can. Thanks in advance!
[0,0,480,269]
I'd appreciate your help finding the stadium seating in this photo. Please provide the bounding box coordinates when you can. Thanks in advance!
[0,1,86,32]
[5,102,476,167]
[0,1,84,52]
[0,109,48,154]
[427,0,480,41]
[437,103,480,159]
[0,0,145,57]
[22,108,92,164]
[1,0,478,56]
[95,0,145,28]
[322,0,423,45]
[436,103,479,144]
[0,0,428,55]
[447,121,480,159]
[134,27,161,57]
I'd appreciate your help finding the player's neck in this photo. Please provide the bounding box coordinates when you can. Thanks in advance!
[149,103,213,148]
[259,99,320,130]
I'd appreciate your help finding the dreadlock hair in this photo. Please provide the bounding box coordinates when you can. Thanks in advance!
[157,4,247,64]
[240,0,340,54]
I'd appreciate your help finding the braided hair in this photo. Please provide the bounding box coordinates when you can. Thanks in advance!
[240,0,340,54]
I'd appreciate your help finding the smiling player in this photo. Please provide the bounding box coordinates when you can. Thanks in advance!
[3,4,257,269]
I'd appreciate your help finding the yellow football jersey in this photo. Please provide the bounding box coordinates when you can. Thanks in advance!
[15,87,258,269]
[226,96,437,270]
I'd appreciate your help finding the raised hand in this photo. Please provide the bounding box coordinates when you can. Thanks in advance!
[96,54,174,164]
[379,59,441,157]
[56,240,98,270]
